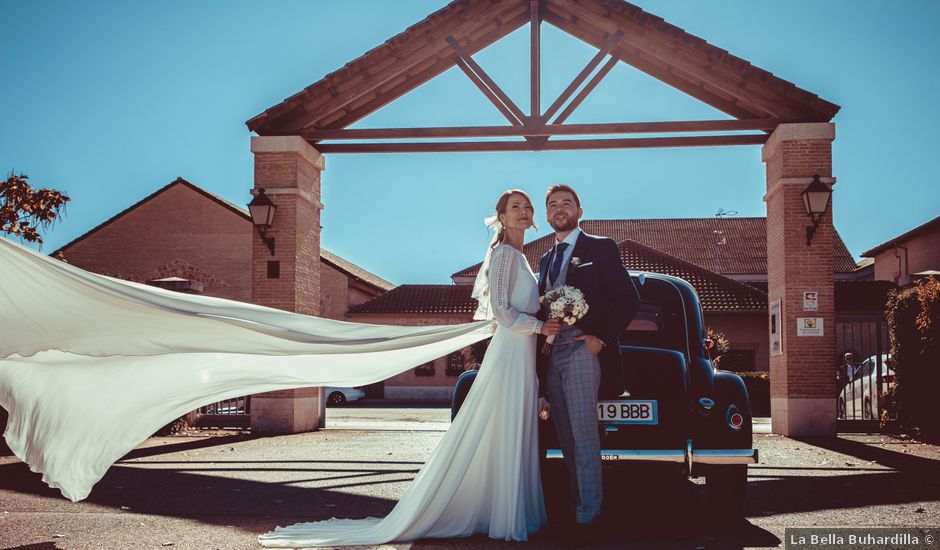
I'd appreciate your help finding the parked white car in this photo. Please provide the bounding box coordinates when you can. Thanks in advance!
[326,387,366,406]
[838,354,894,420]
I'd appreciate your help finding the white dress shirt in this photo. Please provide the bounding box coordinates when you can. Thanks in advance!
[548,227,582,287]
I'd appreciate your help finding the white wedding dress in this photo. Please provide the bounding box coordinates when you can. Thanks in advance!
[259,243,547,547]
[0,237,494,502]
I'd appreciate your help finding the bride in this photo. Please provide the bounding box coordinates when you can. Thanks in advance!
[258,189,562,547]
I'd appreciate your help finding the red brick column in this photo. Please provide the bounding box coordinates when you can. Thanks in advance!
[763,123,837,436]
[249,136,326,434]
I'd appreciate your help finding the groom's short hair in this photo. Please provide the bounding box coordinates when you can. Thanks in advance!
[546,183,581,208]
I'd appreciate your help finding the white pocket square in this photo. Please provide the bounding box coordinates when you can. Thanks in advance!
[575,262,594,269]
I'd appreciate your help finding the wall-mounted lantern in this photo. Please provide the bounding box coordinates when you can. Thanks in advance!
[801,175,832,246]
[248,188,277,256]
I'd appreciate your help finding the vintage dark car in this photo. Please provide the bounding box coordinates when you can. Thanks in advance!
[451,272,759,518]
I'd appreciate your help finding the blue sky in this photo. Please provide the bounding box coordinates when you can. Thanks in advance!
[2,1,938,284]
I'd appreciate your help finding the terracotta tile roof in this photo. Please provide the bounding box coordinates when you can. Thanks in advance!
[348,276,892,316]
[248,0,838,136]
[618,239,767,312]
[351,239,767,315]
[861,215,940,257]
[321,249,395,292]
[452,218,857,279]
[348,284,475,315]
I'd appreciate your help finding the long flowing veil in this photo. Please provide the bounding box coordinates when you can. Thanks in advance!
[0,236,494,501]
[470,215,501,320]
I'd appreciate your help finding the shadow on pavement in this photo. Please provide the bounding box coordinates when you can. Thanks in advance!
[1,544,60,550]
[746,470,938,518]
[530,463,781,548]
[0,434,407,535]
[119,433,264,460]
[2,433,937,544]
[795,435,940,472]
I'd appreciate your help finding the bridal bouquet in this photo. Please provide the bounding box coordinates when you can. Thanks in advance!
[540,285,589,355]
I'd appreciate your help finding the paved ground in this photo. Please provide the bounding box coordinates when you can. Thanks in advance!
[1,406,938,550]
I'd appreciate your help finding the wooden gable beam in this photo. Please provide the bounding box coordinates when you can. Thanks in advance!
[542,30,623,122]
[546,0,834,121]
[303,118,779,141]
[542,9,760,120]
[255,0,529,134]
[530,0,541,118]
[552,55,618,125]
[310,9,531,131]
[314,133,767,153]
[447,35,528,124]
[454,56,524,125]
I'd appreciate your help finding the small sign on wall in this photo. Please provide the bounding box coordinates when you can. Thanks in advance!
[802,291,818,311]
[770,299,782,355]
[797,317,824,336]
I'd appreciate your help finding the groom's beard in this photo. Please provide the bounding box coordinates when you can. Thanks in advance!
[549,215,578,233]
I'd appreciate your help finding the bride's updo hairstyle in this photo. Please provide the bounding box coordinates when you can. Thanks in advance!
[492,189,537,249]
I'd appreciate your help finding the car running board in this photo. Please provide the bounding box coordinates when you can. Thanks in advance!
[544,447,759,469]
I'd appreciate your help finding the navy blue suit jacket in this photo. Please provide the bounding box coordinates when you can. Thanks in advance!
[537,231,640,399]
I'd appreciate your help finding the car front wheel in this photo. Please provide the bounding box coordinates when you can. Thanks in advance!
[328,392,347,406]
[705,464,747,521]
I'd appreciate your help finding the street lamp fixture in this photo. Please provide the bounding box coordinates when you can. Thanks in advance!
[248,188,277,256]
[801,175,832,246]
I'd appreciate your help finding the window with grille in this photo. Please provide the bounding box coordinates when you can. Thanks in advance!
[446,352,464,377]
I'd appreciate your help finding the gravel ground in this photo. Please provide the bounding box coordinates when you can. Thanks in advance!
[1,408,938,550]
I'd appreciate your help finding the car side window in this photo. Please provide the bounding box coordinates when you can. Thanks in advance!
[621,279,685,352]
[625,302,663,332]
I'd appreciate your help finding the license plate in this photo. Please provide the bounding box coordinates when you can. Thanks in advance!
[597,400,658,424]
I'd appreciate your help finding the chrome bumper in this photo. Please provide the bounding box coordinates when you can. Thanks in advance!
[545,447,758,467]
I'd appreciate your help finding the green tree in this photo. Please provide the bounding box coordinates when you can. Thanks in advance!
[0,173,70,244]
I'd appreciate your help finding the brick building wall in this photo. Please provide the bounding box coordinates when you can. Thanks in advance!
[704,312,769,372]
[345,312,474,400]
[59,183,251,302]
[762,123,837,435]
[320,263,350,320]
[347,286,377,310]
[872,229,940,284]
[250,147,323,317]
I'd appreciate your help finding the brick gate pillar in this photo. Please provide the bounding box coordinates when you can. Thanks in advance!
[762,123,837,437]
[249,136,327,434]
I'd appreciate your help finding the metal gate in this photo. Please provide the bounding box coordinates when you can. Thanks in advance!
[836,316,893,431]
[195,395,251,428]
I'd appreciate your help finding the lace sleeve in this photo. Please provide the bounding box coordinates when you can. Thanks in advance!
[488,245,543,335]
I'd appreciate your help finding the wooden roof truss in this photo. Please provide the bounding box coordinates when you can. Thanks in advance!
[248,0,839,154]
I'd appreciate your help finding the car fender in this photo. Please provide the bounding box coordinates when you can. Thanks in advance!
[451,369,478,421]
[697,370,752,450]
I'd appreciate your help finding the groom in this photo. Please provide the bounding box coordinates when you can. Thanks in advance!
[537,183,640,529]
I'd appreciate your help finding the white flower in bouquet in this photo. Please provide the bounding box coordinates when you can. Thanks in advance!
[540,285,589,355]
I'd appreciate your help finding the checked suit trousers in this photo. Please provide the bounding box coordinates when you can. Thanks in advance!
[546,327,603,525]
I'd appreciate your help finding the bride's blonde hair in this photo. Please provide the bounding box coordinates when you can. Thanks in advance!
[492,189,537,249]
